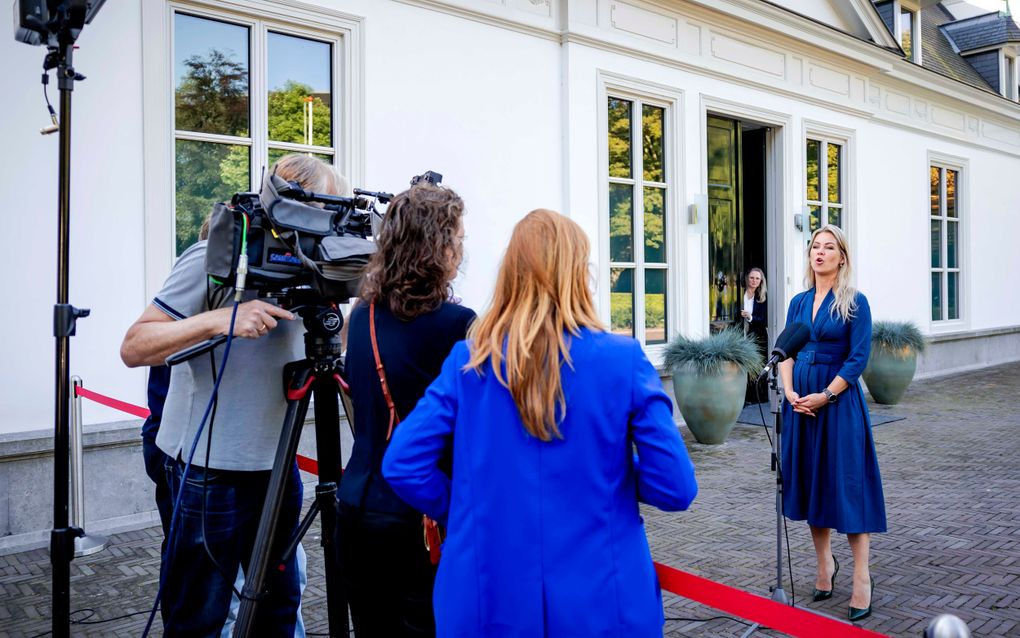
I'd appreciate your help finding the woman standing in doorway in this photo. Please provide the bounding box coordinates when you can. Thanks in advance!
[779,225,886,622]
[741,267,768,403]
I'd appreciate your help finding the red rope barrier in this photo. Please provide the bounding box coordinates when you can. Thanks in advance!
[74,386,151,419]
[654,562,886,637]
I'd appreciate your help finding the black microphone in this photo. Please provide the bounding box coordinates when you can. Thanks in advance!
[757,322,811,380]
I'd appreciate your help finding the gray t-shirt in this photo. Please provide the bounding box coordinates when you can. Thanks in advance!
[153,241,303,471]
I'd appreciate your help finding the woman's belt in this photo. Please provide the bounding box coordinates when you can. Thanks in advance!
[796,350,847,364]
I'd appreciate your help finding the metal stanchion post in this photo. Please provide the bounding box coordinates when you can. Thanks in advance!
[69,377,107,557]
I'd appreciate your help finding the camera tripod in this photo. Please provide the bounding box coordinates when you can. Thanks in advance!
[233,300,354,638]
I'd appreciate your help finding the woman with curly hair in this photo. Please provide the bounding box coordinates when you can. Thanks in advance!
[338,183,475,637]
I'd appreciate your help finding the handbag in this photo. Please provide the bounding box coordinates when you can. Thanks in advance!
[369,301,445,565]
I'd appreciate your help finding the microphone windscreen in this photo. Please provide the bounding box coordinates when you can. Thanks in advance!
[773,322,811,359]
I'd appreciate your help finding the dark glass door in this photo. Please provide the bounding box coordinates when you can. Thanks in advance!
[706,116,744,333]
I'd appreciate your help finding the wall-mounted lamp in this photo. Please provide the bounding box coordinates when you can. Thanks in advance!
[794,213,804,231]
[689,194,708,235]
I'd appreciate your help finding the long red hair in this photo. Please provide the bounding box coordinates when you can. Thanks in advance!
[465,209,603,441]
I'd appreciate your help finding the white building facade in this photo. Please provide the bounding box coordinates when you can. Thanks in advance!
[1,0,1018,545]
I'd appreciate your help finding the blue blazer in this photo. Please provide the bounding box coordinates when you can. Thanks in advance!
[383,329,697,638]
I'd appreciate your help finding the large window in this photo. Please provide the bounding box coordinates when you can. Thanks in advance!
[805,138,843,232]
[173,10,339,254]
[930,165,961,322]
[607,96,668,345]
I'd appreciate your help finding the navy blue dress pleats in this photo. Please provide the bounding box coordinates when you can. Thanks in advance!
[780,289,887,534]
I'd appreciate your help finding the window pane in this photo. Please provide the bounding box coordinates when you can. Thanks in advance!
[176,140,250,255]
[268,32,333,146]
[947,272,959,320]
[900,10,913,59]
[268,148,333,171]
[947,220,958,268]
[930,166,941,217]
[931,220,941,268]
[174,13,249,137]
[643,187,665,263]
[645,270,667,345]
[946,169,957,218]
[610,268,634,337]
[610,183,634,262]
[808,205,822,233]
[827,143,842,204]
[642,105,665,182]
[806,139,820,201]
[827,206,842,229]
[931,272,942,321]
[608,98,632,178]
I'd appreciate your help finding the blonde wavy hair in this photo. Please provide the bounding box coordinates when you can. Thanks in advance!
[747,267,767,302]
[804,224,857,322]
[465,209,603,441]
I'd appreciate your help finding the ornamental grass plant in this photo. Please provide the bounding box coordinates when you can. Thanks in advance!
[871,321,927,357]
[663,328,763,376]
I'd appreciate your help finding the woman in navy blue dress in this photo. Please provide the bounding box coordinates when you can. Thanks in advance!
[779,225,886,622]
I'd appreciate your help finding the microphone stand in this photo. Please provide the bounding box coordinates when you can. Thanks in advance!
[739,365,791,638]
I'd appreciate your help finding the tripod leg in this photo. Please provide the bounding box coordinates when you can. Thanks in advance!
[235,369,312,638]
[313,374,350,637]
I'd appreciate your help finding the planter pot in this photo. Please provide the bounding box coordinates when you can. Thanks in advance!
[671,362,746,445]
[863,348,917,405]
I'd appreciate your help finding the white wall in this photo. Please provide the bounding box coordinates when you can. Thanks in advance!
[1,2,147,434]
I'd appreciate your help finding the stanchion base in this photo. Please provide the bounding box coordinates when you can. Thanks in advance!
[73,534,107,557]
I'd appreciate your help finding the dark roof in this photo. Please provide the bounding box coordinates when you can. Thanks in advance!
[940,10,1020,52]
[922,4,997,91]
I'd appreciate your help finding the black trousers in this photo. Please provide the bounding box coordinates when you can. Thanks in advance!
[338,506,438,638]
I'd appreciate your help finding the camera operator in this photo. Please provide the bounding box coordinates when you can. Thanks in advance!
[120,154,347,637]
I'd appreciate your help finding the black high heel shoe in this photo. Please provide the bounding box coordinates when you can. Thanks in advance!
[811,556,839,602]
[848,576,874,622]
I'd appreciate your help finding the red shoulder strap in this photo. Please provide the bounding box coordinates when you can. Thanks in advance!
[369,301,400,440]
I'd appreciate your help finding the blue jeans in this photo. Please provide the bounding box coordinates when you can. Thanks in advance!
[161,459,303,638]
[141,434,173,545]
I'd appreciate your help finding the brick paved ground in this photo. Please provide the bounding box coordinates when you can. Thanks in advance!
[1,362,1018,637]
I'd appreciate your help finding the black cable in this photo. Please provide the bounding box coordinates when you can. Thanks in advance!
[199,282,244,599]
[25,607,159,637]
[665,614,752,626]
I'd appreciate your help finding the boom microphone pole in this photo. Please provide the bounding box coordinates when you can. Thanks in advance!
[741,322,810,638]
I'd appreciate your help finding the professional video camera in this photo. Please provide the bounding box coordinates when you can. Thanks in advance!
[204,172,394,302]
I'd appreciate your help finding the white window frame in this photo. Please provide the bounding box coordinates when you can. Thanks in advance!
[141,0,364,300]
[803,132,849,234]
[894,0,922,64]
[597,72,684,356]
[1001,50,1018,100]
[927,152,968,331]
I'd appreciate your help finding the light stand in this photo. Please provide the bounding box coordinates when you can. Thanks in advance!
[739,367,791,638]
[15,5,107,635]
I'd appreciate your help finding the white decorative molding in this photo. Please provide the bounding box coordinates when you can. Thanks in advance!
[914,99,929,119]
[808,64,851,96]
[609,1,678,46]
[512,0,552,17]
[709,33,786,77]
[790,56,804,85]
[931,106,966,132]
[679,21,701,55]
[886,91,911,115]
[982,121,1020,146]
